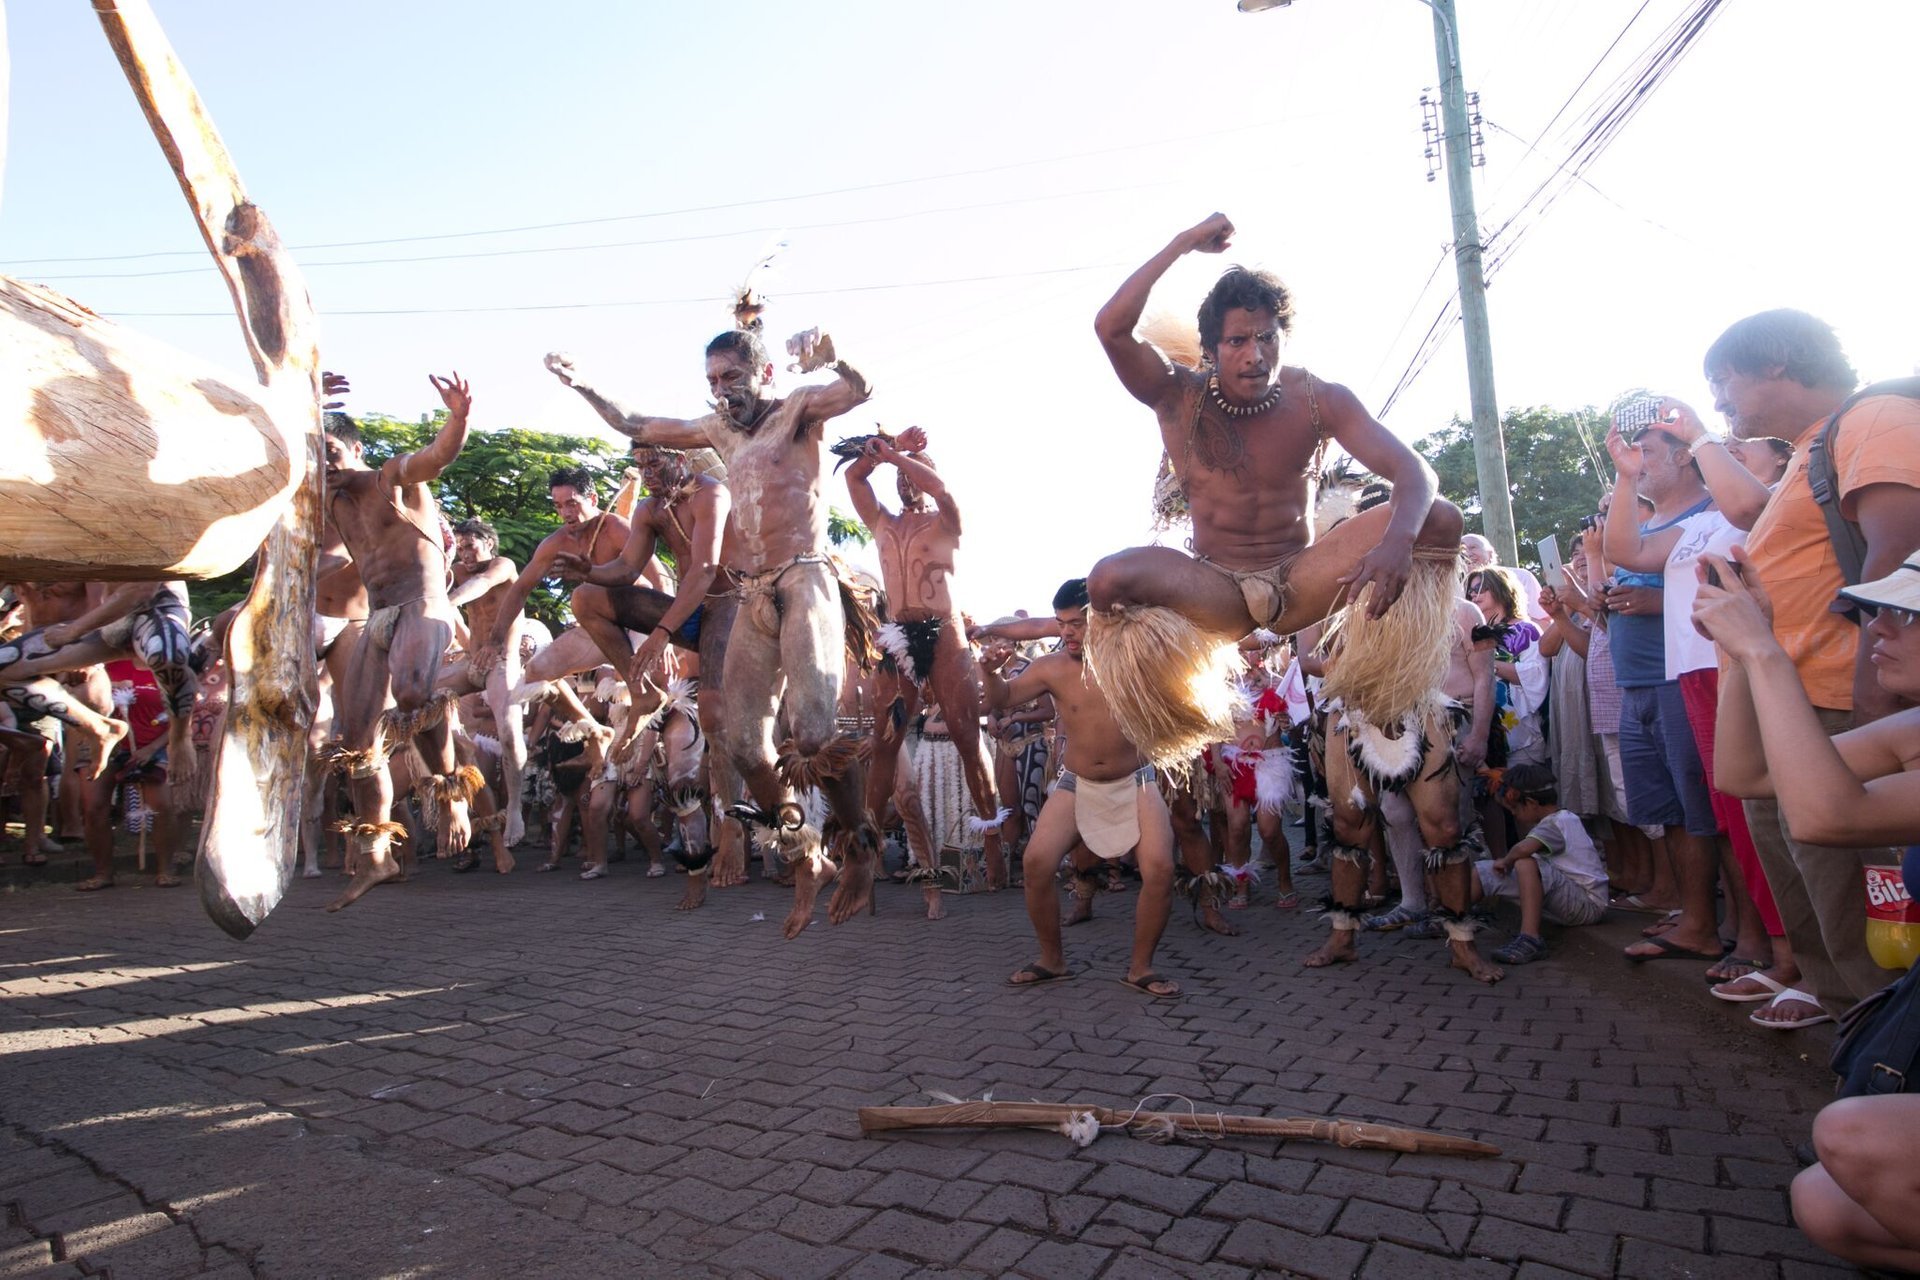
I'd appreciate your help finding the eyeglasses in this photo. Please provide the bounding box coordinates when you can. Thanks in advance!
[1861,603,1920,628]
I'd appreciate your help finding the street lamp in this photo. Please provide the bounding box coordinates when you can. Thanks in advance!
[1240,0,1516,565]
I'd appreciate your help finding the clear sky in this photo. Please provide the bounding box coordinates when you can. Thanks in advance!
[5,1,1915,619]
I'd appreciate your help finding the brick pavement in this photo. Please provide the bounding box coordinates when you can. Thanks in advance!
[0,855,1852,1278]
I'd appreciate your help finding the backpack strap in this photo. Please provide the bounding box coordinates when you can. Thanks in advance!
[1806,376,1920,623]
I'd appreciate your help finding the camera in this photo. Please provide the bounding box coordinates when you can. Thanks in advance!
[1614,395,1664,441]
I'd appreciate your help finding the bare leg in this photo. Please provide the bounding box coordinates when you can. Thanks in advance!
[1011,787,1080,981]
[1406,749,1503,984]
[1305,722,1373,968]
[1124,786,1179,993]
[1257,805,1294,900]
[892,741,944,920]
[928,625,1006,889]
[486,635,528,846]
[4,680,127,780]
[327,630,403,912]
[1791,1097,1920,1273]
[580,779,616,876]
[1168,781,1234,936]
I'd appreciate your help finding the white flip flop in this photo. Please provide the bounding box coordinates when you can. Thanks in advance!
[1712,971,1787,1004]
[1750,987,1833,1030]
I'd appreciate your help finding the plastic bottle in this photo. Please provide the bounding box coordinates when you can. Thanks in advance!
[1864,866,1920,971]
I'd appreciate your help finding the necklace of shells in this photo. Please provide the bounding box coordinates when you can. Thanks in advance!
[1206,374,1285,418]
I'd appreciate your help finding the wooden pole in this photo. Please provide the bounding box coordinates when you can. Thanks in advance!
[92,0,321,939]
[856,1101,1501,1159]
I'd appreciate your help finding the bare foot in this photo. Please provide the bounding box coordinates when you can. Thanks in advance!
[86,720,130,780]
[1197,905,1240,937]
[826,833,877,925]
[1450,940,1505,984]
[710,831,747,888]
[783,858,837,939]
[491,832,515,874]
[326,856,402,912]
[923,886,946,920]
[1063,892,1094,927]
[1303,931,1358,968]
[301,863,324,879]
[504,810,526,848]
[984,842,1007,892]
[441,798,473,858]
[677,874,708,912]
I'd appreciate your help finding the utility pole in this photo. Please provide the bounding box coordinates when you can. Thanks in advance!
[1426,0,1515,563]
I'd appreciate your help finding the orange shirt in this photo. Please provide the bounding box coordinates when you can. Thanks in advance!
[1746,395,1920,709]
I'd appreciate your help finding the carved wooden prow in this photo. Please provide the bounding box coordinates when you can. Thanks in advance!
[93,0,323,938]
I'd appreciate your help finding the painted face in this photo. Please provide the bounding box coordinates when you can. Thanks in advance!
[896,468,924,508]
[550,485,594,525]
[1865,603,1920,698]
[1209,307,1281,404]
[1055,608,1087,659]
[634,449,686,495]
[705,350,765,425]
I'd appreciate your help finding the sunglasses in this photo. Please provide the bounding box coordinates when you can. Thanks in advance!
[1861,603,1920,628]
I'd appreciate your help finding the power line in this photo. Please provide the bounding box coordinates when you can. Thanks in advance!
[2,107,1391,270]
[27,180,1177,283]
[99,261,1133,319]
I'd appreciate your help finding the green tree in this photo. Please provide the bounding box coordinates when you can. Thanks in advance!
[1416,404,1614,573]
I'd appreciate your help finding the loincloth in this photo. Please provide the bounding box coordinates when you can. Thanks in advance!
[1193,549,1304,632]
[877,616,943,683]
[733,553,830,637]
[1056,764,1155,860]
[363,597,425,653]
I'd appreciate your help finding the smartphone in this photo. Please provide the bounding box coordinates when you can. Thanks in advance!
[1536,535,1566,589]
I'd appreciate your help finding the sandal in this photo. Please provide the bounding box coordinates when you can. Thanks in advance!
[1705,955,1767,984]
[1008,962,1072,987]
[74,875,114,892]
[1625,934,1722,963]
[21,851,49,867]
[451,853,479,873]
[1712,971,1788,1004]
[1363,903,1424,932]
[1750,988,1833,1030]
[536,860,561,873]
[1272,891,1301,911]
[579,864,607,880]
[1119,971,1182,1000]
[1610,893,1673,915]
[1493,933,1546,965]
[152,872,182,888]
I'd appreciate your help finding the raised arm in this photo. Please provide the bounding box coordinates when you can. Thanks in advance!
[1655,397,1770,530]
[484,540,562,653]
[1096,214,1234,408]
[790,354,874,428]
[1600,428,1682,573]
[544,352,712,449]
[971,616,1061,643]
[841,443,890,531]
[39,582,151,649]
[884,437,960,532]
[389,373,473,486]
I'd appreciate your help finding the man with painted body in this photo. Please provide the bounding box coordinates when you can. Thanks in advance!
[544,328,877,939]
[556,442,746,905]
[438,517,531,846]
[320,374,491,910]
[844,427,1007,908]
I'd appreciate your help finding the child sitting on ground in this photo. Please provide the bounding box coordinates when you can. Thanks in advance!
[1472,763,1610,964]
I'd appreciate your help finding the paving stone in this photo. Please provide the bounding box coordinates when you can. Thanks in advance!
[1617,1239,1778,1279]
[1011,1237,1114,1280]
[846,1208,993,1266]
[708,1231,859,1280]
[1214,1220,1368,1279]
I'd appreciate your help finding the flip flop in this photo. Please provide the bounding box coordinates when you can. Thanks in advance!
[1119,971,1182,1000]
[1705,955,1767,984]
[1711,971,1788,1004]
[1273,891,1301,911]
[1008,962,1072,988]
[1624,934,1721,963]
[152,873,182,888]
[1610,893,1674,915]
[1750,988,1833,1030]
[73,875,114,892]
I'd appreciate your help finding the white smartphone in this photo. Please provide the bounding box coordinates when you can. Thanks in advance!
[1536,535,1566,589]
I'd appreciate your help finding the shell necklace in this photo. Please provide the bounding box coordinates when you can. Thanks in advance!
[1207,374,1284,418]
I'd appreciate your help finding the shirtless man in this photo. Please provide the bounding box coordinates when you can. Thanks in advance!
[845,428,1007,901]
[556,442,746,901]
[1088,213,1464,772]
[1308,592,1501,981]
[545,324,878,938]
[321,375,489,910]
[305,490,373,875]
[987,579,1180,998]
[439,517,529,845]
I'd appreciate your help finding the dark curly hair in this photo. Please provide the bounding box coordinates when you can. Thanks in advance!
[1053,578,1091,612]
[451,517,498,547]
[706,328,768,370]
[547,465,596,499]
[1197,266,1296,354]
